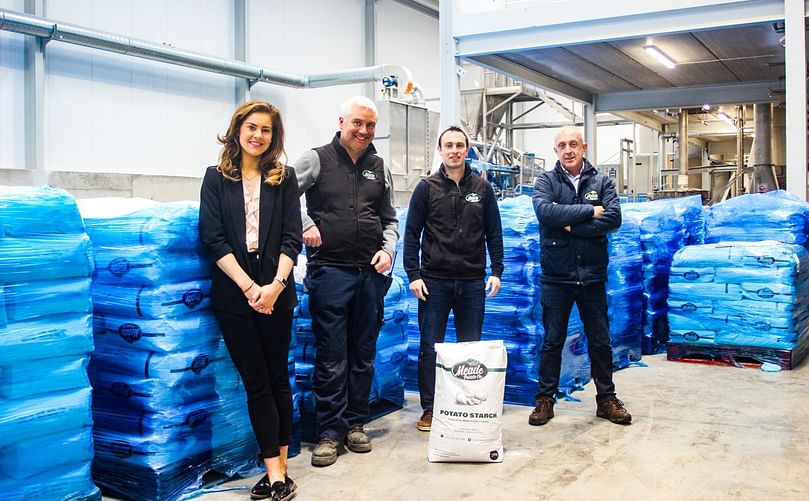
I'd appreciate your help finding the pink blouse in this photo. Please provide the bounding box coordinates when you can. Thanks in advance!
[243,177,260,252]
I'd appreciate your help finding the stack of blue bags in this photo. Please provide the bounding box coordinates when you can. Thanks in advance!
[81,200,266,500]
[370,276,410,408]
[606,217,644,368]
[668,241,809,363]
[0,186,100,501]
[293,256,409,443]
[494,197,544,403]
[391,208,423,391]
[705,191,809,245]
[622,201,686,354]
[292,280,317,441]
[667,191,809,363]
[664,195,706,246]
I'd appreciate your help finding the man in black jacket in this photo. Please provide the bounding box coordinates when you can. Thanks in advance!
[404,126,504,432]
[292,96,399,467]
[529,126,631,426]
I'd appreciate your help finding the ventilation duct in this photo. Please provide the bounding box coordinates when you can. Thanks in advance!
[0,8,413,91]
[750,103,778,192]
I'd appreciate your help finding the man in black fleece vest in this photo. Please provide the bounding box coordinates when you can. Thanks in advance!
[403,126,504,432]
[292,96,398,467]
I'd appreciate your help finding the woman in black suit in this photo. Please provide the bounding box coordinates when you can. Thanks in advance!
[199,100,301,501]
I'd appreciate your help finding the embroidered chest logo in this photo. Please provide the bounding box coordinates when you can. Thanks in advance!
[465,192,481,203]
[584,190,599,201]
[361,169,377,180]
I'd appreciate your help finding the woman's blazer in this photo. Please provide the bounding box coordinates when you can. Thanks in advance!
[199,165,302,314]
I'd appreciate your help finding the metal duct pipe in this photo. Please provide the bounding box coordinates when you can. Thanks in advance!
[677,110,688,186]
[772,105,786,168]
[0,8,413,91]
[751,103,777,192]
[735,105,745,196]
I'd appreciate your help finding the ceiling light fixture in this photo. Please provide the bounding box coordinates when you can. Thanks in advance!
[644,45,676,69]
[717,111,736,128]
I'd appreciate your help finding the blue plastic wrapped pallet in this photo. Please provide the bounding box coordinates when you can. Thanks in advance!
[606,217,643,368]
[668,240,809,366]
[705,190,809,245]
[0,186,100,501]
[79,199,280,501]
[623,201,686,354]
[487,196,546,404]
[649,195,705,245]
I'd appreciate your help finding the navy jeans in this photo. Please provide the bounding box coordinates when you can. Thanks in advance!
[417,276,485,411]
[305,265,386,441]
[536,281,616,404]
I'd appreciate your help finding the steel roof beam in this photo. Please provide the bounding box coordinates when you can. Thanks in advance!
[454,0,787,57]
[467,54,593,104]
[594,81,777,112]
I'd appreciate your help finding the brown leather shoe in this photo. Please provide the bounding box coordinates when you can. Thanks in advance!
[528,396,554,426]
[417,410,433,432]
[596,398,632,425]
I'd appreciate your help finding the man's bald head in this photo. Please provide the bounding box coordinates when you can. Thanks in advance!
[553,126,588,175]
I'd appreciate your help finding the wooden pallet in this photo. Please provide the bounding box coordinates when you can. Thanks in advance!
[666,342,806,370]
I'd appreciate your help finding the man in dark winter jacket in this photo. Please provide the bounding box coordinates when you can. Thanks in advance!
[404,126,504,432]
[292,96,398,467]
[529,126,631,426]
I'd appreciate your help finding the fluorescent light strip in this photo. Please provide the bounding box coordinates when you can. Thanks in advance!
[644,45,676,69]
[717,111,736,128]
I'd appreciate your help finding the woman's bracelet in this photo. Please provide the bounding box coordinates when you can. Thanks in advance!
[242,281,256,294]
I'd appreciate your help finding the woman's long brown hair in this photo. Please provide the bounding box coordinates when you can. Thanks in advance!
[217,100,286,186]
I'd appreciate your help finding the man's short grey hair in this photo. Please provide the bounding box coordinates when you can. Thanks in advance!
[340,96,378,119]
[554,125,585,145]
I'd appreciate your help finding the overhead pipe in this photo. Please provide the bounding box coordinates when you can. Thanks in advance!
[735,105,745,196]
[677,109,688,188]
[0,8,413,92]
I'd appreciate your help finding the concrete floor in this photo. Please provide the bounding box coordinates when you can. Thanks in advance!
[113,354,809,500]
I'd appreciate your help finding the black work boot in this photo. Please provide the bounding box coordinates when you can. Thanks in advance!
[311,437,343,467]
[345,424,372,453]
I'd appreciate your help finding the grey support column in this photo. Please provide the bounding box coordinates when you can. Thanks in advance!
[678,109,688,189]
[785,0,807,200]
[752,103,777,193]
[438,0,459,175]
[365,0,376,99]
[234,0,250,104]
[24,0,45,184]
[584,103,596,165]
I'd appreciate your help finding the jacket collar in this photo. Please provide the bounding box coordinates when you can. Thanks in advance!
[554,158,596,179]
[438,162,472,184]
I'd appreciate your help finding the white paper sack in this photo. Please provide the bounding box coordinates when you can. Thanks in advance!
[428,340,507,463]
